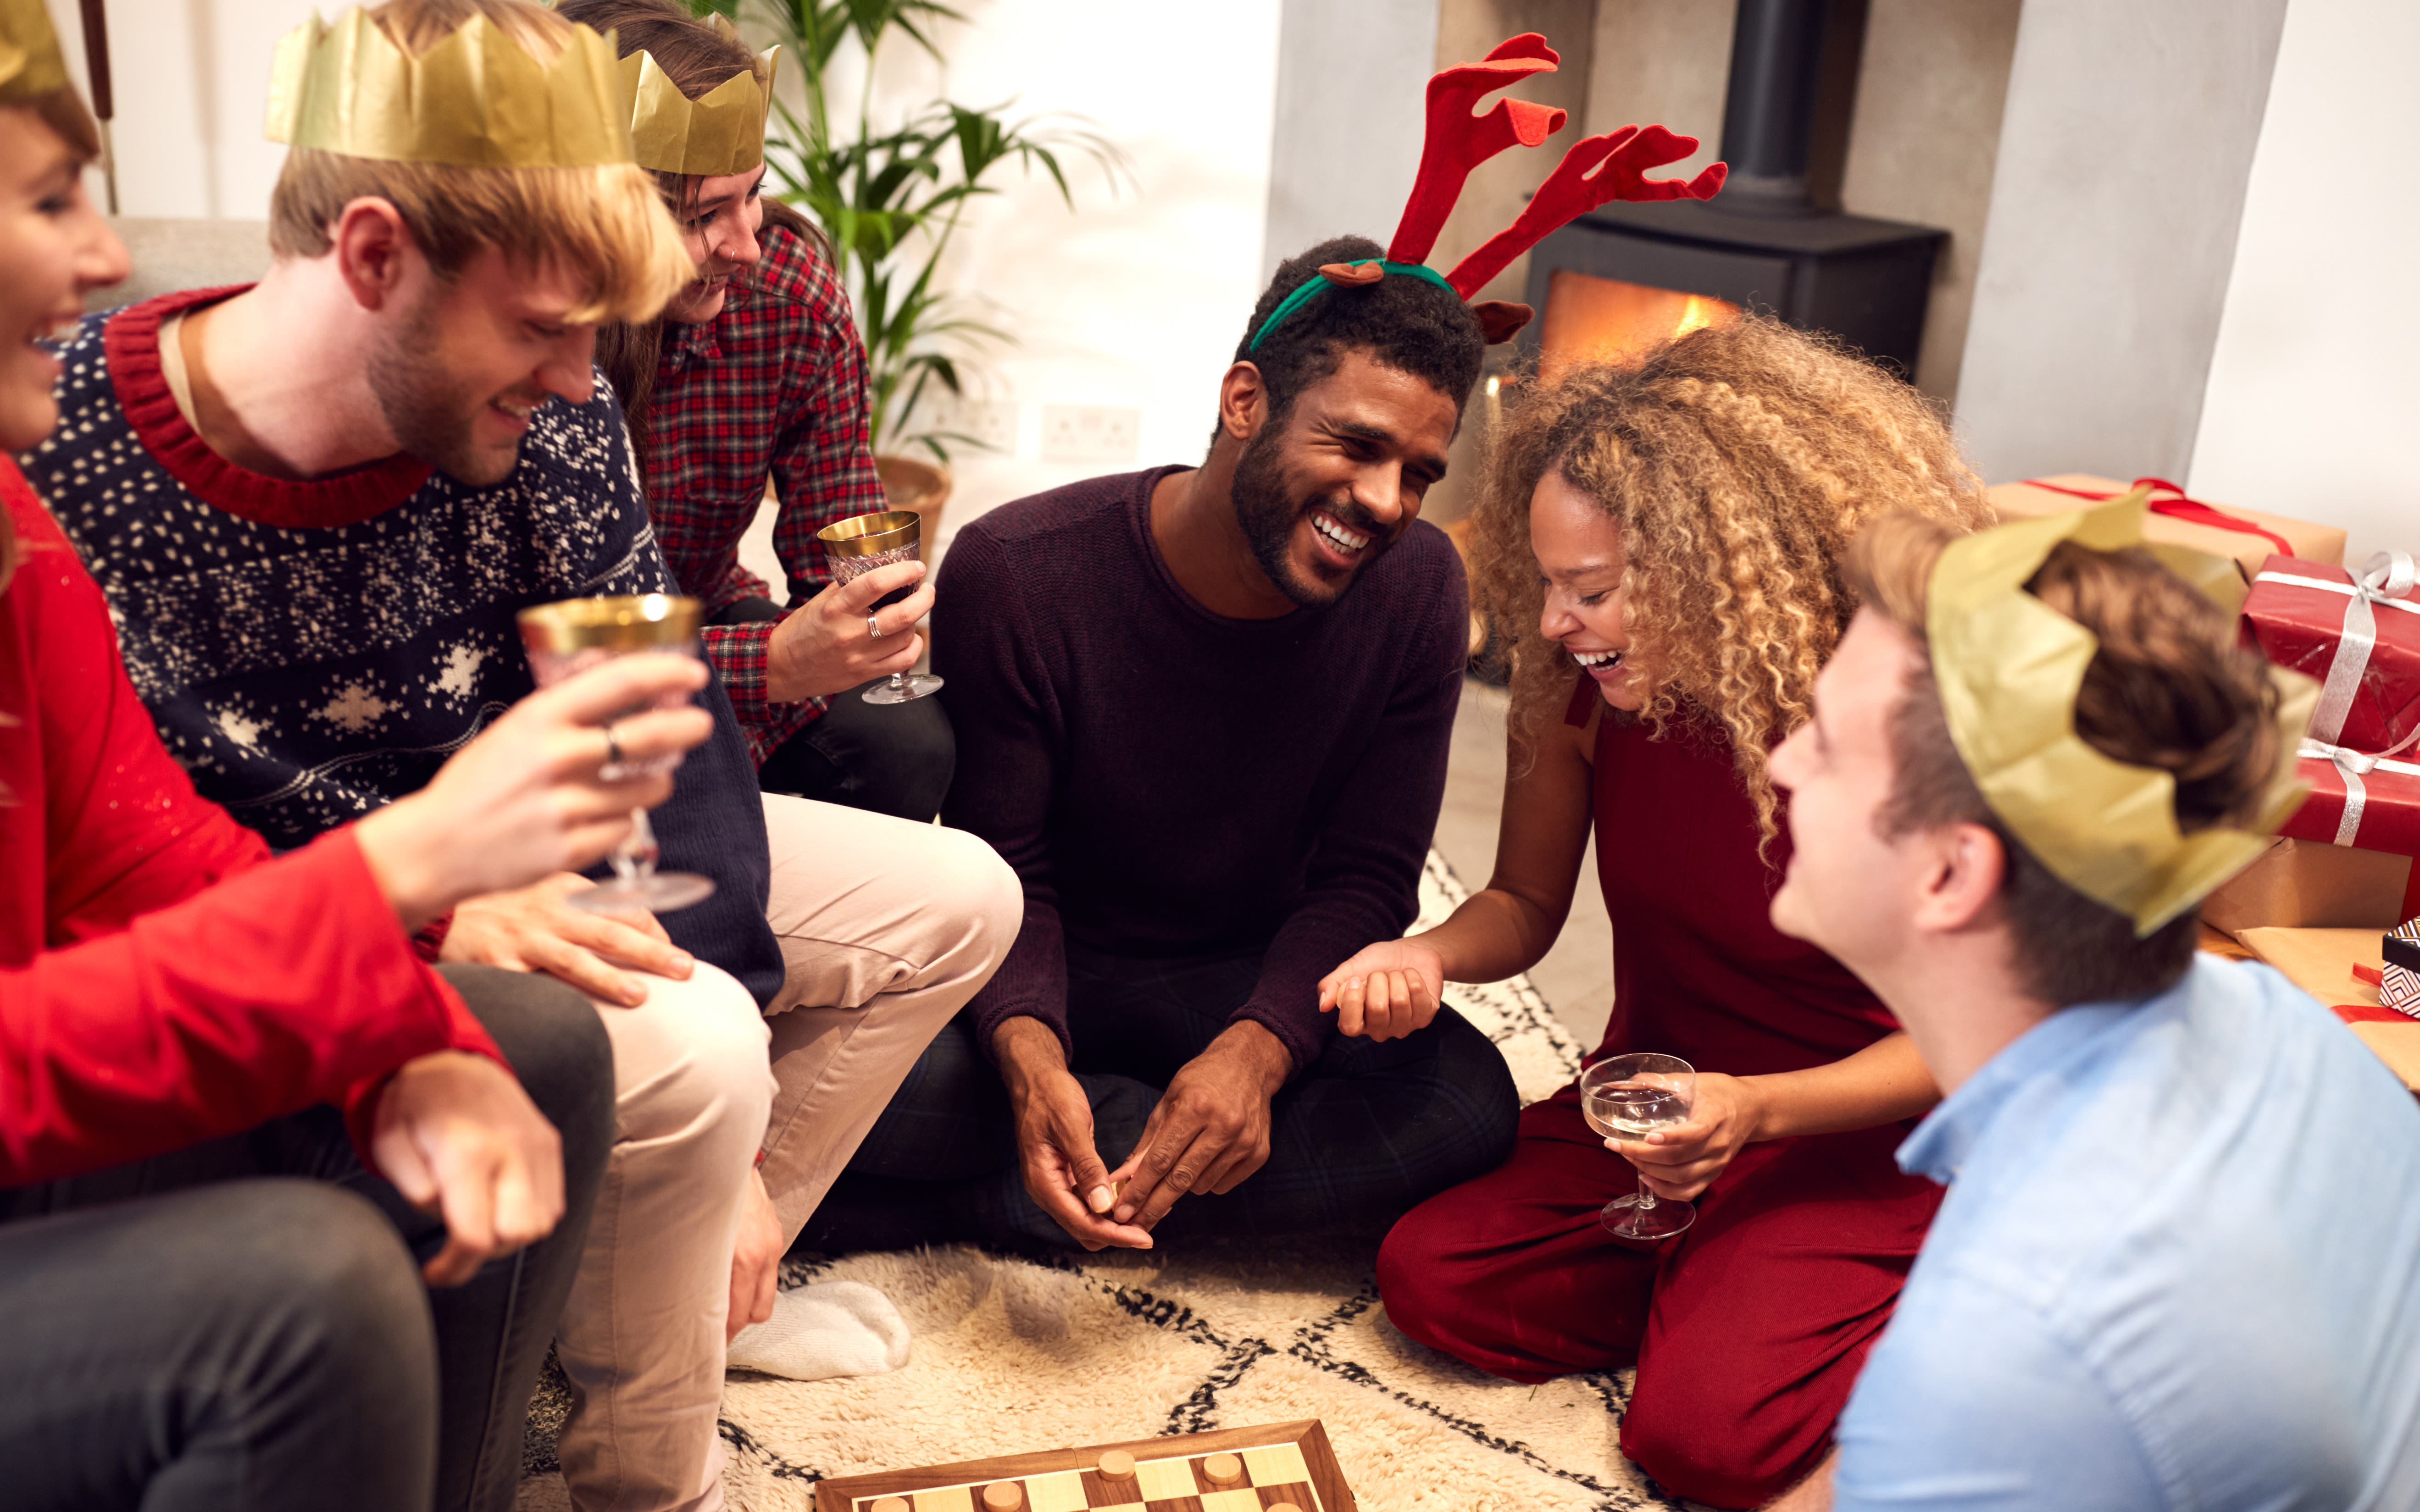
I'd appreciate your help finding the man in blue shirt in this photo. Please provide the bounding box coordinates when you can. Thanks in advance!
[1753,502,2420,1510]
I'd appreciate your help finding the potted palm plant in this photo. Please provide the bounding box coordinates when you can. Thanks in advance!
[688,0,1126,536]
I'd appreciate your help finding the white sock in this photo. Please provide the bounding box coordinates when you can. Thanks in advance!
[726,1280,911,1381]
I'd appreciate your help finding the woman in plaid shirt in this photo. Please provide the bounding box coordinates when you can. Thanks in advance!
[564,0,1021,1390]
[584,6,952,824]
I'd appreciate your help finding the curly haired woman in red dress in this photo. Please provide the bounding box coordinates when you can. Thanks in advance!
[1321,317,1992,1507]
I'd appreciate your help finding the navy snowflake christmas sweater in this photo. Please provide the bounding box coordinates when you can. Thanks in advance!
[22,287,782,1005]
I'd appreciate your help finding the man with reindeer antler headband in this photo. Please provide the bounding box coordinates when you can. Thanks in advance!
[803,34,1723,1257]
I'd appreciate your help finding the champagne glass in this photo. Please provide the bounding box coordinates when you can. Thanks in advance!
[816,509,943,705]
[1581,1052,1697,1240]
[516,593,717,914]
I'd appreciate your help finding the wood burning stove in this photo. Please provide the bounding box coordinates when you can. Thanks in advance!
[1517,0,1946,377]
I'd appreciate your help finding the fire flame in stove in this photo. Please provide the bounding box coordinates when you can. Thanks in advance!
[1535,271,1744,382]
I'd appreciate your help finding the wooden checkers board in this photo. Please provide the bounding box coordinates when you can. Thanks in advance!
[812,1419,1357,1512]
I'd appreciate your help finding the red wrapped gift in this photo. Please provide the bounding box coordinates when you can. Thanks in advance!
[2282,740,2420,921]
[2241,552,2420,756]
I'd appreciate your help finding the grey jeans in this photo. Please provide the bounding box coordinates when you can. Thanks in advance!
[0,965,614,1512]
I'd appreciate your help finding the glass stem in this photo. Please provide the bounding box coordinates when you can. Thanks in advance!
[1636,1172,1657,1212]
[613,807,661,885]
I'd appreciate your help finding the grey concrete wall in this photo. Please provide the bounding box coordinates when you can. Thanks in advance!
[1585,0,1732,185]
[1586,0,2020,407]
[1835,0,2022,405]
[1426,0,1601,305]
[1261,0,1443,278]
[1954,0,2290,484]
[103,218,269,310]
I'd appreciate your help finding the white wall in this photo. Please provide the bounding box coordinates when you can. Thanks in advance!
[1263,0,1438,279]
[52,0,320,220]
[2187,0,2420,565]
[1952,0,2290,487]
[855,0,1282,546]
[50,0,1283,554]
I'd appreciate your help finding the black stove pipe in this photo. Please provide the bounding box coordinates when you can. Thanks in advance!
[1717,0,1830,216]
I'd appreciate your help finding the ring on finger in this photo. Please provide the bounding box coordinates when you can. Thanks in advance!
[602,722,625,768]
[867,611,883,640]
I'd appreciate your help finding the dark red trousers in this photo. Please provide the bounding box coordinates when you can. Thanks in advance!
[1376,1089,1942,1508]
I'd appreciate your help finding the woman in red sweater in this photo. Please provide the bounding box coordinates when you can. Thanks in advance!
[1321,319,1991,1507]
[0,26,714,1509]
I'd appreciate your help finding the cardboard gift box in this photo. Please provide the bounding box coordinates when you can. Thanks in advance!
[2201,837,2415,938]
[1986,475,2346,578]
[2239,553,2420,756]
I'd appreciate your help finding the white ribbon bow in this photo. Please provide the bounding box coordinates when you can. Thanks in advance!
[2256,551,2420,748]
[2299,737,2420,847]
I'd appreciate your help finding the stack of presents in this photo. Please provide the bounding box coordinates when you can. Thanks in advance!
[1991,476,2420,1092]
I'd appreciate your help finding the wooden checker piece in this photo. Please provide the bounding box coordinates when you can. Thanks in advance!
[812,1419,1354,1512]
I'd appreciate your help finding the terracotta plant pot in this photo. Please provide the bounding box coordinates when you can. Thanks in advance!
[875,454,952,544]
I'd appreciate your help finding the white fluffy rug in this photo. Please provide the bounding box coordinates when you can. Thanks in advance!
[520,853,1696,1511]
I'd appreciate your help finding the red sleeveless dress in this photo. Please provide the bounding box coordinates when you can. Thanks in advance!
[1375,681,1944,1509]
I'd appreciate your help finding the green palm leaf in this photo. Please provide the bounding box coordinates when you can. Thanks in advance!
[692,0,1130,458]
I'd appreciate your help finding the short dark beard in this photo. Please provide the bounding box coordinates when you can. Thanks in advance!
[1228,419,1394,609]
[365,288,516,486]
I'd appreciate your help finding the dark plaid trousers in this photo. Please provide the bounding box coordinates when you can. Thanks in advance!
[807,942,1520,1252]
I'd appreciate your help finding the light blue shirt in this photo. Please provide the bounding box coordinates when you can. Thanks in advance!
[1834,955,2420,1511]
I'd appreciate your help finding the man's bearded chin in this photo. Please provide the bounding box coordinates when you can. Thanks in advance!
[1230,424,1393,609]
[366,300,519,487]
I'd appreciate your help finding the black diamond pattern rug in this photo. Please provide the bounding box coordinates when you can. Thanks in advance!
[518,852,1701,1510]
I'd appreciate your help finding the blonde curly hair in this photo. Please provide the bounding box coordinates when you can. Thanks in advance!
[1471,315,1992,843]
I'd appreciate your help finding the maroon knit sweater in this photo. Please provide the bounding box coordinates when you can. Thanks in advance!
[934,465,1467,1072]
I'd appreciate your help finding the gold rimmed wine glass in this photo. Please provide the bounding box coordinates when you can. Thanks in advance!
[1580,1052,1698,1240]
[516,593,717,915]
[816,509,943,705]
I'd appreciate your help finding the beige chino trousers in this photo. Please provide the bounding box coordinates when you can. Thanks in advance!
[555,794,1020,1512]
[755,794,1023,1245]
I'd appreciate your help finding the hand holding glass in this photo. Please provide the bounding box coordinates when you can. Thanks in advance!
[1581,1053,1698,1240]
[816,509,943,705]
[516,593,716,914]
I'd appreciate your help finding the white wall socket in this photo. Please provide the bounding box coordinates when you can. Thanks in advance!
[925,395,1020,454]
[1040,404,1143,465]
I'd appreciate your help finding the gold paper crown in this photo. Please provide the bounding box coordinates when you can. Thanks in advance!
[1928,492,2317,936]
[618,16,779,177]
[265,8,634,169]
[0,0,69,104]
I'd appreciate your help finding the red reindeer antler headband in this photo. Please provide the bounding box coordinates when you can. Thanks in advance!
[1249,33,1726,352]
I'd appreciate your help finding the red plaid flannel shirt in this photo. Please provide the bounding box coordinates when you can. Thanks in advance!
[644,220,888,762]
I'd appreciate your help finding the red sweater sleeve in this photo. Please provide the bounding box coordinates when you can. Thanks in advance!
[0,464,501,1185]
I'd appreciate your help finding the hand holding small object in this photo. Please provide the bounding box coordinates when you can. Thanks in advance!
[994,1019,1153,1251]
[1106,1021,1288,1231]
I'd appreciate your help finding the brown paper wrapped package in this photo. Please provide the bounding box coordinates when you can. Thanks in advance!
[1986,475,2346,578]
[2236,925,2420,1091]
[2202,838,2414,938]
